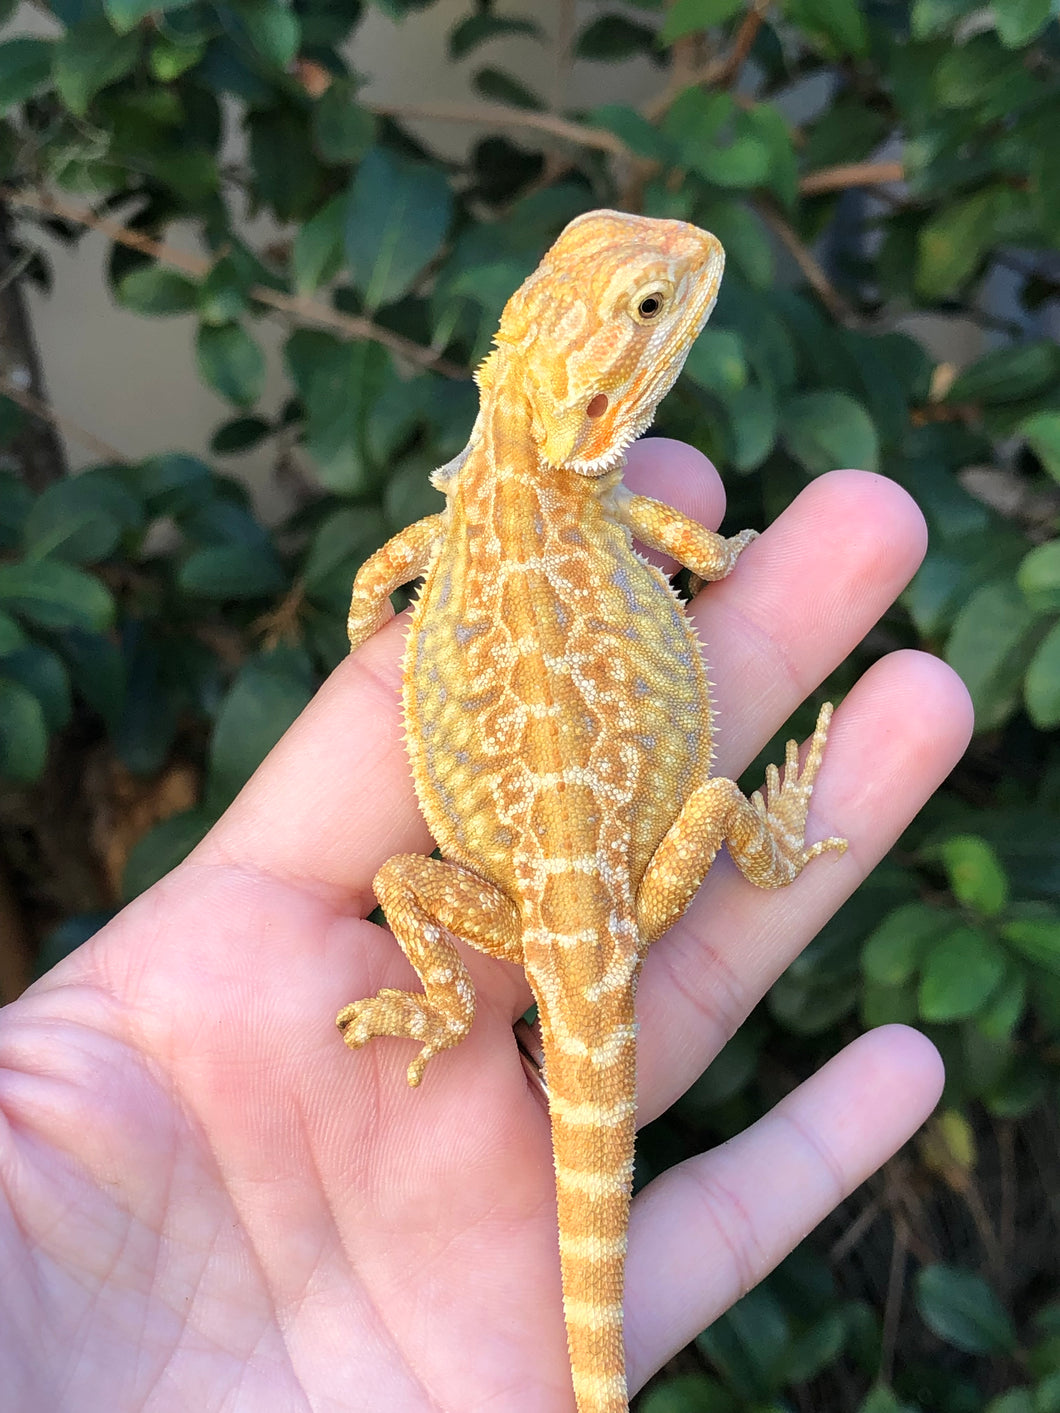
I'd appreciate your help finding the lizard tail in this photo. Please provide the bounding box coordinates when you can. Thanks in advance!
[542,993,637,1413]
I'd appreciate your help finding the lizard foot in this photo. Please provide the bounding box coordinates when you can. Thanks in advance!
[337,989,467,1087]
[753,702,847,868]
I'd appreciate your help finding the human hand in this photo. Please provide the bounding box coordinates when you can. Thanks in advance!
[0,443,969,1411]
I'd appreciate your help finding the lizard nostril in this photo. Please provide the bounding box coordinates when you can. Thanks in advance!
[586,393,609,418]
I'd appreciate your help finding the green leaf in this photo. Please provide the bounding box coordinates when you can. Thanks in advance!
[947,342,1059,406]
[2,643,71,731]
[589,104,672,162]
[292,192,346,293]
[692,111,773,190]
[780,390,880,475]
[696,1285,789,1401]
[123,808,215,900]
[128,452,213,515]
[945,579,1039,729]
[0,608,25,654]
[1003,910,1060,976]
[303,504,387,605]
[1025,620,1060,729]
[54,19,140,117]
[683,329,747,396]
[198,256,250,326]
[1018,542,1060,612]
[640,1373,738,1413]
[939,835,1009,917]
[787,0,868,54]
[915,1265,1017,1355]
[659,0,743,44]
[0,37,54,113]
[783,1309,846,1382]
[311,84,375,165]
[993,0,1052,45]
[473,66,543,110]
[0,559,114,632]
[104,0,163,32]
[863,902,945,986]
[722,382,777,470]
[1020,411,1060,484]
[575,16,657,61]
[206,649,314,809]
[178,542,284,599]
[976,967,1027,1042]
[107,0,204,33]
[117,264,199,315]
[22,470,140,564]
[745,103,797,208]
[196,322,265,407]
[249,107,320,221]
[211,416,271,455]
[239,0,300,69]
[149,35,205,81]
[701,200,774,289]
[858,1388,910,1413]
[60,628,125,729]
[0,675,48,783]
[911,0,981,38]
[916,187,1015,300]
[918,925,1006,1022]
[663,88,731,164]
[448,14,543,60]
[345,147,453,312]
[285,330,391,494]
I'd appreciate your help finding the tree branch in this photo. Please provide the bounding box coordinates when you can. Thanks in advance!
[0,373,129,464]
[4,188,469,380]
[800,160,905,195]
[754,198,856,324]
[367,99,633,159]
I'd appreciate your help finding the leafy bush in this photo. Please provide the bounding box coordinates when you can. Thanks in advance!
[1,1,1058,1408]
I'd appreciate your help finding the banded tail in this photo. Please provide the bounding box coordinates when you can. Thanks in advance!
[540,988,638,1413]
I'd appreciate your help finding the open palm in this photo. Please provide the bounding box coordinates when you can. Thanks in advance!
[1,444,969,1412]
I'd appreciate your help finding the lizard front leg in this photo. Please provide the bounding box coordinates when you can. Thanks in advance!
[347,512,446,652]
[337,855,521,1086]
[636,703,847,947]
[615,489,757,586]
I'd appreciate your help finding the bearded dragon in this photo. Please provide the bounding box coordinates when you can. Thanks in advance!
[337,209,846,1413]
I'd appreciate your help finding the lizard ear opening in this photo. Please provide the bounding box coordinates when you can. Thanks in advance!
[586,393,609,418]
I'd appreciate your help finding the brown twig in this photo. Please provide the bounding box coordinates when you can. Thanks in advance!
[800,160,905,196]
[368,99,632,160]
[879,1214,908,1387]
[642,0,769,121]
[714,0,769,88]
[0,373,129,464]
[5,188,469,380]
[754,197,856,323]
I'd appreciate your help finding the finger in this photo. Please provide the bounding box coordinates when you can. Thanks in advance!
[634,649,972,1123]
[196,438,728,901]
[625,1024,945,1390]
[691,468,928,774]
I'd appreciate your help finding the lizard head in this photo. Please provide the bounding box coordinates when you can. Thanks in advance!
[480,209,724,475]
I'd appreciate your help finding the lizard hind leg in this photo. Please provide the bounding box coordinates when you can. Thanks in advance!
[635,703,847,947]
[337,854,521,1087]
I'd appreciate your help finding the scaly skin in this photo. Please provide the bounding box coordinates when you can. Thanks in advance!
[337,210,846,1413]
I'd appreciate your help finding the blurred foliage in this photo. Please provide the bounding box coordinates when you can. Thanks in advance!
[0,0,1058,1408]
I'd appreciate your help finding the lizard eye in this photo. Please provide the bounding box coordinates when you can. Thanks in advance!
[629,281,672,324]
